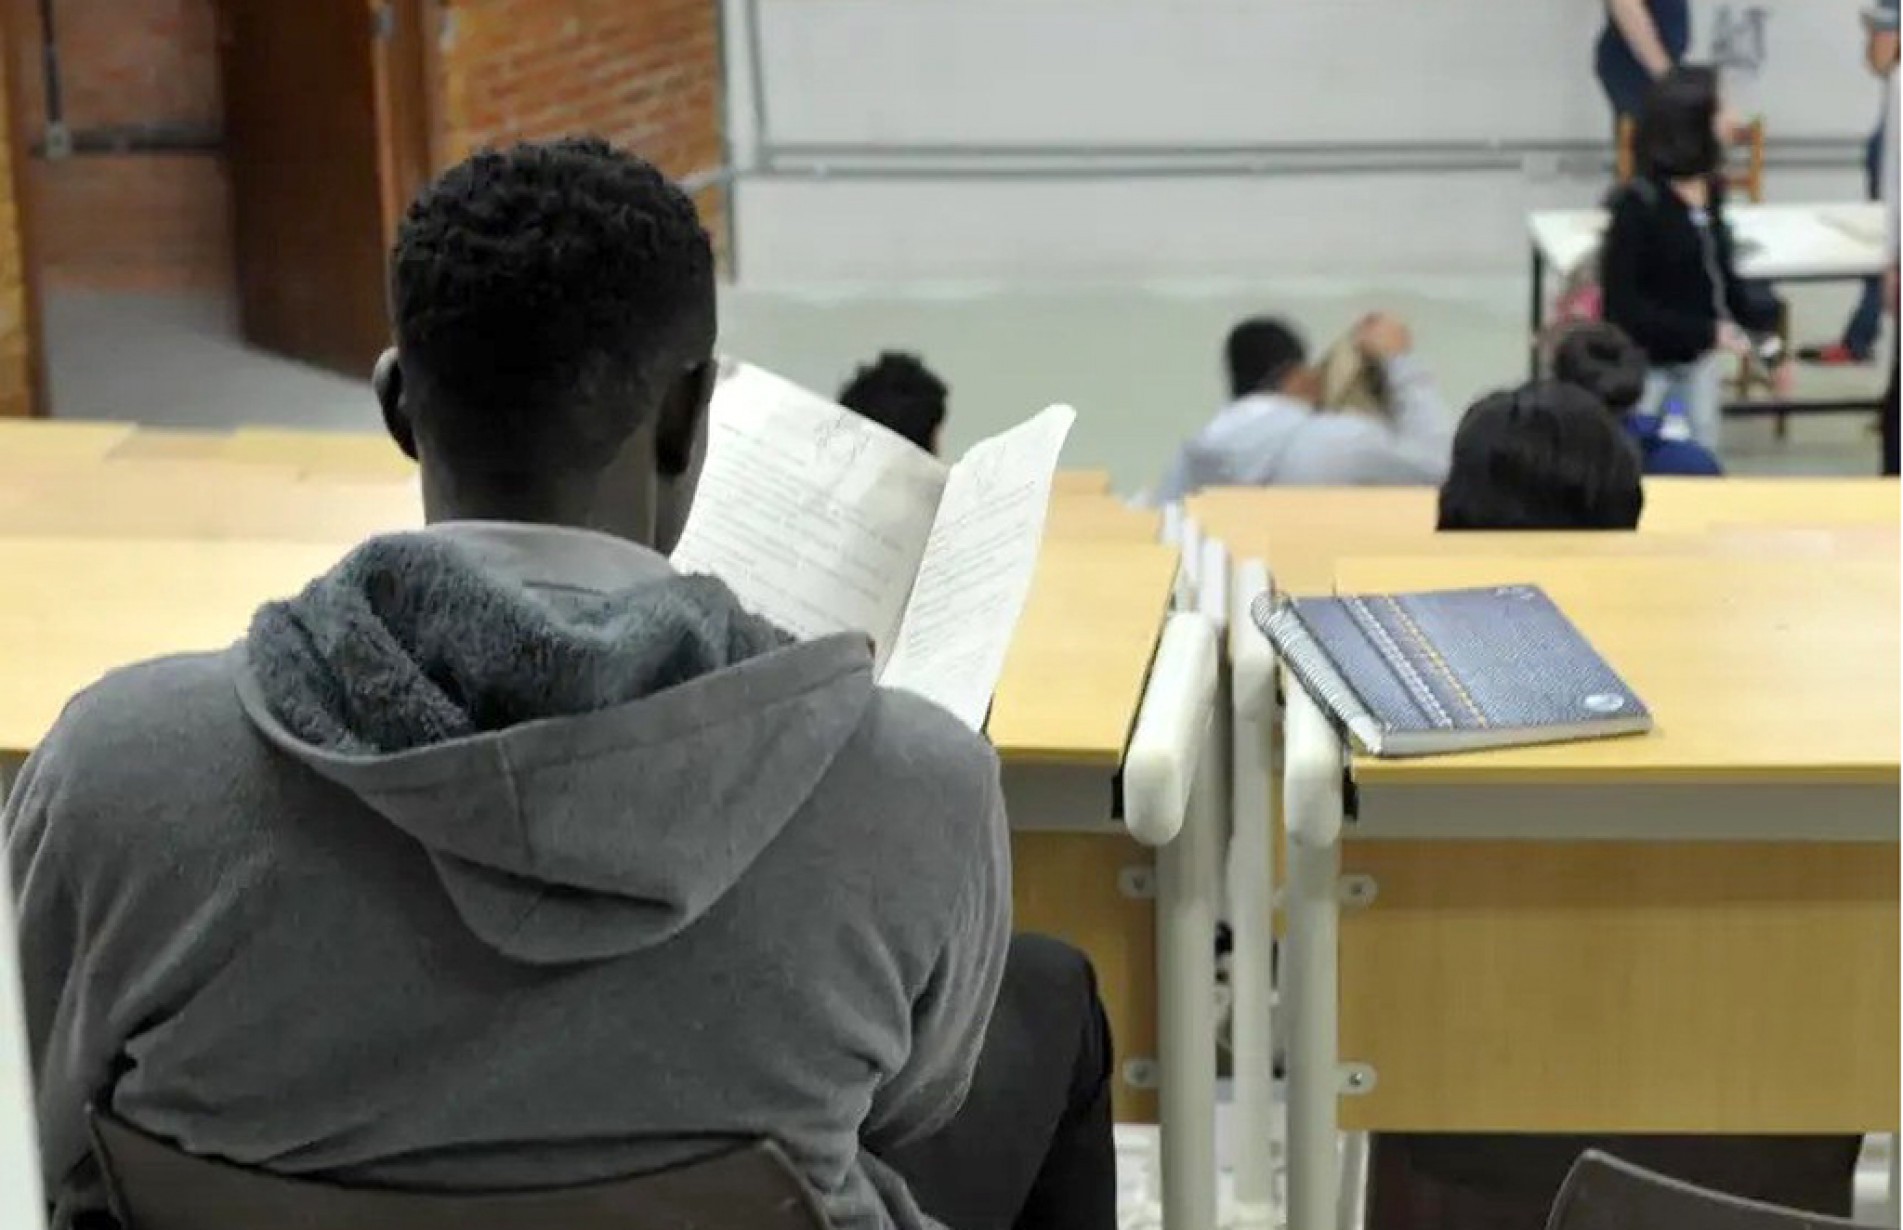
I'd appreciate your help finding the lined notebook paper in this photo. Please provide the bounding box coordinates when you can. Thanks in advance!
[1252,584,1652,757]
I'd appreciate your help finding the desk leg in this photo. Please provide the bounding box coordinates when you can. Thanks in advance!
[1129,614,1223,1230]
[1156,725,1222,1230]
[1284,681,1346,1230]
[1529,244,1547,381]
[1888,1135,1900,1227]
[1229,560,1281,1230]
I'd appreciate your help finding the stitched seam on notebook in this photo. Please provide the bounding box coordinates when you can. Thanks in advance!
[1381,596,1488,728]
[1345,596,1453,729]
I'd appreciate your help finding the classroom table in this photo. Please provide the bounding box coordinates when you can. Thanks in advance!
[1526,202,1888,418]
[221,427,418,479]
[0,420,134,464]
[1186,482,1899,1226]
[1189,478,1899,550]
[0,465,422,541]
[1041,491,1161,542]
[1279,554,1899,1230]
[1050,468,1113,496]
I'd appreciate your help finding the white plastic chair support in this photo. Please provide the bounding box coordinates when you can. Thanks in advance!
[1124,612,1222,1230]
[1196,538,1228,632]
[1283,677,1346,1230]
[0,870,46,1229]
[1160,501,1184,548]
[1227,560,1279,1228]
[1888,1136,1900,1228]
[1125,614,1219,848]
[1174,517,1202,611]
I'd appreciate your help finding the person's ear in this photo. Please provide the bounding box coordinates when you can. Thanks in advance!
[374,349,418,461]
[656,359,716,477]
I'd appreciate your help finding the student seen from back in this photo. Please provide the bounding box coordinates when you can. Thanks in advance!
[1599,64,1786,453]
[1551,321,1722,476]
[1156,312,1453,500]
[839,351,949,454]
[1436,381,1645,532]
[6,138,1115,1230]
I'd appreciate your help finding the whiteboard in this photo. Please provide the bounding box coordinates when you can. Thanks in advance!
[757,0,1880,150]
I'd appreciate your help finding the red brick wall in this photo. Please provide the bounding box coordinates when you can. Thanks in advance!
[3,0,725,290]
[0,12,34,415]
[11,0,231,291]
[435,0,727,258]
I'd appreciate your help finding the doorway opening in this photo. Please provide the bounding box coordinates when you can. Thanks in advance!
[7,0,433,427]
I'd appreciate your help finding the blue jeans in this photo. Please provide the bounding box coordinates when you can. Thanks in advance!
[1842,125,1885,356]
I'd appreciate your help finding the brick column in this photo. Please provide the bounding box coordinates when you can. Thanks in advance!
[433,0,726,259]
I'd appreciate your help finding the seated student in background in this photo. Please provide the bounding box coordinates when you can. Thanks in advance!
[1155,311,1452,500]
[6,139,1115,1230]
[1600,64,1786,454]
[1376,381,1861,1230]
[1551,321,1722,476]
[1436,382,1645,531]
[838,351,949,454]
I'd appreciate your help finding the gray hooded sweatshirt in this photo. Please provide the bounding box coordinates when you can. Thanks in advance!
[5,522,1010,1230]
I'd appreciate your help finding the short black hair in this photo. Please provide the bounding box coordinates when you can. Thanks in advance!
[1226,318,1307,399]
[1437,382,1645,531]
[1552,322,1648,416]
[391,137,715,472]
[837,352,948,453]
[1635,65,1723,180]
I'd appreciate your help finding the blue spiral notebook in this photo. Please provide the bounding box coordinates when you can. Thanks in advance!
[1252,584,1652,757]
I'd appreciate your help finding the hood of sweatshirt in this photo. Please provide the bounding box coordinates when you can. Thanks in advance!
[235,526,875,966]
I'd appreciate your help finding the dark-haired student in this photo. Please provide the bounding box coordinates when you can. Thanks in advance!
[1600,65,1787,454]
[1156,312,1453,500]
[1551,321,1722,476]
[1436,382,1645,531]
[1369,383,1860,1230]
[6,139,1113,1230]
[839,351,949,454]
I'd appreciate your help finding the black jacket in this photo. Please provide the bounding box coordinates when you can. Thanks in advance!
[1600,176,1779,366]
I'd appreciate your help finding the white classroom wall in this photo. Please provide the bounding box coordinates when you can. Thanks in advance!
[722,0,1883,285]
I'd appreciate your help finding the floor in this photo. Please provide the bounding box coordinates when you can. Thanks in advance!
[41,284,1894,489]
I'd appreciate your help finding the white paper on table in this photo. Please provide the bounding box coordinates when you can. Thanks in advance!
[880,405,1077,728]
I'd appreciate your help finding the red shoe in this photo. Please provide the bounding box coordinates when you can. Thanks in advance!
[1797,343,1872,366]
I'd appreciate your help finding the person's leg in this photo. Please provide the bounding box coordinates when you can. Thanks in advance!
[1883,343,1899,477]
[1681,351,1727,453]
[1846,127,1886,357]
[884,934,1117,1230]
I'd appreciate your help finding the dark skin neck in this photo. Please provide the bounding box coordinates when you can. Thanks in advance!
[376,346,713,555]
[417,424,665,547]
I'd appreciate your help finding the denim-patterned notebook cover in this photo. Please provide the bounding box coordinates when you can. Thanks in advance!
[1251,584,1652,757]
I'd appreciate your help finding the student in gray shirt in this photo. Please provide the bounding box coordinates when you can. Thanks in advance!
[1156,312,1453,500]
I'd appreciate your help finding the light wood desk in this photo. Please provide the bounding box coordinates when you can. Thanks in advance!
[1052,469,1113,496]
[1190,477,1899,547]
[1279,554,1900,1227]
[0,465,421,542]
[1044,492,1160,542]
[0,537,350,760]
[0,420,135,464]
[1642,476,1898,531]
[221,428,416,479]
[992,540,1180,1127]
[107,428,235,462]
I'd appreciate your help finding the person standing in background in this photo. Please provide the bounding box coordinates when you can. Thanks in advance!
[1598,0,1692,122]
[1798,3,1899,368]
[1872,0,1901,473]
